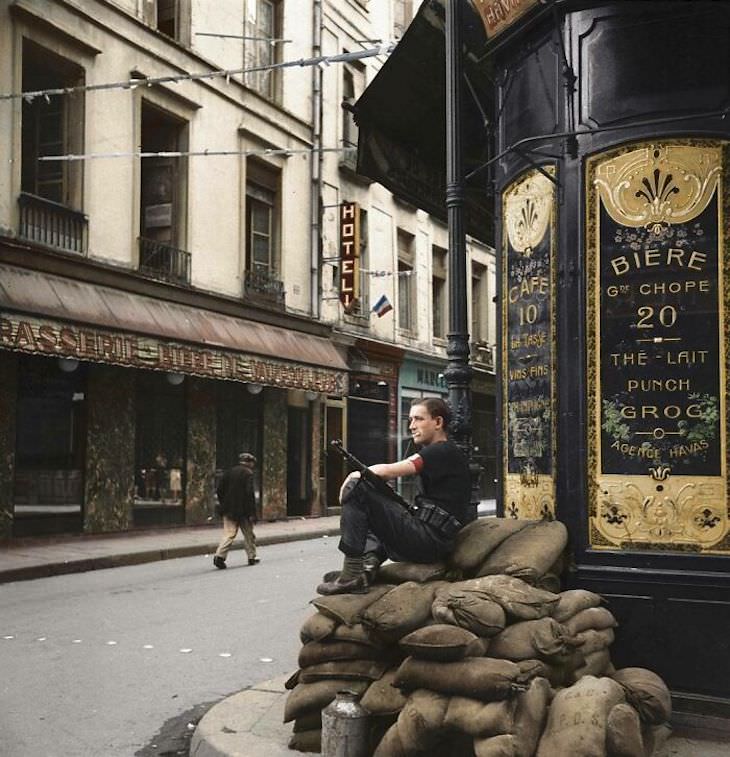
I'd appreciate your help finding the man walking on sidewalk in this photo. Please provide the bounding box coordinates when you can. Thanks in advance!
[213,452,260,569]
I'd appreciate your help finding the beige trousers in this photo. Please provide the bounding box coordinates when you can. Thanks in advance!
[215,515,257,561]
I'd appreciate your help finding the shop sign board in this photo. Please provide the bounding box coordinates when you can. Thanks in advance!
[0,313,347,396]
[473,0,541,39]
[587,141,729,552]
[339,201,360,311]
[502,167,557,519]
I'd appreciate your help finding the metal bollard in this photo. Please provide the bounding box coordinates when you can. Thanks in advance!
[321,689,370,757]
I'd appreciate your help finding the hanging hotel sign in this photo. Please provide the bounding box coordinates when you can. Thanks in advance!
[339,201,360,312]
[587,141,729,553]
[0,313,347,396]
[502,166,557,519]
[473,0,541,39]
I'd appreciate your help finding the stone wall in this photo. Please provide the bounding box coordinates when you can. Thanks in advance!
[84,365,135,533]
[185,378,216,524]
[262,388,287,520]
[0,352,17,539]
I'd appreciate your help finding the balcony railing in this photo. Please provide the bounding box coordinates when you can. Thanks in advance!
[138,237,191,286]
[18,192,88,254]
[243,268,285,305]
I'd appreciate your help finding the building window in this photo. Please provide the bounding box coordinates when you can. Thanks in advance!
[244,0,281,100]
[397,229,415,333]
[245,160,284,304]
[393,0,413,38]
[134,372,186,513]
[341,61,365,169]
[144,0,191,44]
[138,103,190,284]
[432,245,447,339]
[19,40,87,253]
[471,262,488,342]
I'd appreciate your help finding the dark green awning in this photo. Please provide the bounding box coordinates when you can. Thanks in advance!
[353,0,493,243]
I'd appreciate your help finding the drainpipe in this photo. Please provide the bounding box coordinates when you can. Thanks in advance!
[310,0,324,319]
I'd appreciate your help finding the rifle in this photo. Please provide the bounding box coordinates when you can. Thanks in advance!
[330,439,411,511]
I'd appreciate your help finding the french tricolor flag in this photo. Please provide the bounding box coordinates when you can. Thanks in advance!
[372,293,393,318]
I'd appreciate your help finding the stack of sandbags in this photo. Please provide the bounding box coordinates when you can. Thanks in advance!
[448,518,569,587]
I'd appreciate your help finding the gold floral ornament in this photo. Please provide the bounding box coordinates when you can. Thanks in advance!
[504,169,554,254]
[594,144,721,232]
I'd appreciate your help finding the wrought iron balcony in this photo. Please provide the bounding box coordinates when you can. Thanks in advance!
[243,268,285,305]
[138,237,191,286]
[18,192,88,254]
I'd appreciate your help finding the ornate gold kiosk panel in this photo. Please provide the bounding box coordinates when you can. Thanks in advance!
[587,142,730,553]
[502,167,557,519]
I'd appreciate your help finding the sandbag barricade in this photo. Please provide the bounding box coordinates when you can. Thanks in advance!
[285,517,672,755]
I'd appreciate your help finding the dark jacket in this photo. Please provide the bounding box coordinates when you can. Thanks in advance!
[216,464,256,520]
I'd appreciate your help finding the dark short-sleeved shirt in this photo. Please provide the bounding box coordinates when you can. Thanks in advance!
[412,440,470,522]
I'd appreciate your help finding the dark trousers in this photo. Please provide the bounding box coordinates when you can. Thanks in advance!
[338,479,452,563]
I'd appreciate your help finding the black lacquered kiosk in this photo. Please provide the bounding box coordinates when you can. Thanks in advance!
[354,0,730,727]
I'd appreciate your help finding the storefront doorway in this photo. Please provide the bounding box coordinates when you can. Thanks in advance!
[13,355,87,536]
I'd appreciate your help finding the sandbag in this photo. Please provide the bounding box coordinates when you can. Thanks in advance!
[376,561,448,584]
[361,668,408,716]
[536,572,562,594]
[396,689,449,752]
[552,589,603,623]
[373,722,408,757]
[572,649,612,682]
[511,676,551,757]
[488,617,578,661]
[394,657,540,700]
[330,622,380,646]
[298,640,383,668]
[399,624,484,662]
[449,517,534,573]
[292,711,322,733]
[299,612,338,644]
[443,697,517,737]
[606,702,644,757]
[473,734,515,757]
[299,659,388,683]
[284,679,369,722]
[476,520,569,583]
[536,675,625,757]
[444,575,559,621]
[363,581,438,641]
[288,728,321,753]
[641,722,672,756]
[611,667,672,725]
[311,584,394,626]
[576,628,615,656]
[432,589,507,637]
[565,607,618,635]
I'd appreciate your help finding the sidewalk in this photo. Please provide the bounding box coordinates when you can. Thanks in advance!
[0,516,341,584]
[190,676,730,757]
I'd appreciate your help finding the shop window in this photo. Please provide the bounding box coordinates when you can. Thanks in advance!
[287,405,312,516]
[134,372,186,511]
[13,355,87,535]
[432,245,447,339]
[397,229,415,334]
[245,160,284,304]
[348,378,389,466]
[244,0,281,101]
[139,102,190,285]
[393,0,413,38]
[19,40,86,254]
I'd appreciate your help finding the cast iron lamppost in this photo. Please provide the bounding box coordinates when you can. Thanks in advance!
[443,0,476,505]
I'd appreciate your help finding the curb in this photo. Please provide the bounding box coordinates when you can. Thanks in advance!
[0,526,340,585]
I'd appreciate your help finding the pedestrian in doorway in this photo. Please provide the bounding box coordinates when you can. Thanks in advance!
[213,452,260,569]
[317,397,470,595]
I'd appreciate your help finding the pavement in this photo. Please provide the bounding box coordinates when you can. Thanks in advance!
[0,515,341,584]
[1,512,728,755]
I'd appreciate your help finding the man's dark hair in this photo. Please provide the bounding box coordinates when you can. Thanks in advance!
[410,397,451,429]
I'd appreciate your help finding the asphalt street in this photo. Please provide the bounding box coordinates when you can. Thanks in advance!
[0,535,342,757]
